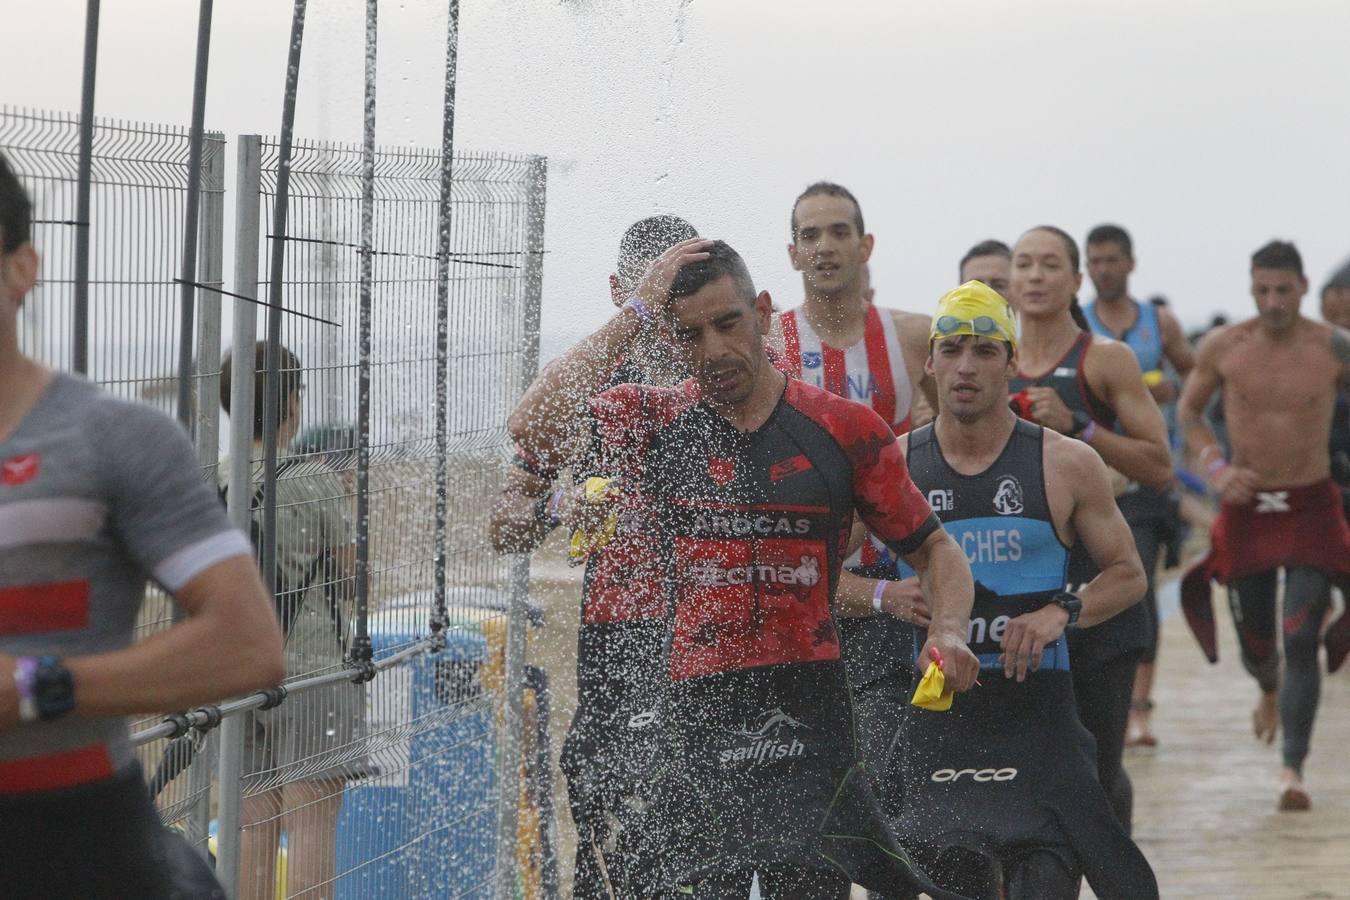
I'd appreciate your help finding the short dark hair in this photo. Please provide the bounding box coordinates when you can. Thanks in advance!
[1322,257,1350,298]
[1251,240,1303,277]
[1086,224,1133,257]
[668,240,756,306]
[1024,225,1081,272]
[958,239,1011,279]
[616,214,698,291]
[791,181,864,240]
[220,341,304,442]
[0,152,33,254]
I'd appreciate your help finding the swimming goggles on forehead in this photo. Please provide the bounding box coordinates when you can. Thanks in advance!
[933,315,1006,338]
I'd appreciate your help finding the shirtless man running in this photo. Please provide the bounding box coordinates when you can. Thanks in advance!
[1178,240,1350,811]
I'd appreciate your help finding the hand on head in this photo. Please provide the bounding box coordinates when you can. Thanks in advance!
[636,238,715,318]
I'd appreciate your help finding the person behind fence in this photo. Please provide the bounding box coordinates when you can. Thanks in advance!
[493,214,699,897]
[877,281,1157,899]
[221,343,371,900]
[514,238,981,899]
[0,151,285,897]
[1177,240,1350,812]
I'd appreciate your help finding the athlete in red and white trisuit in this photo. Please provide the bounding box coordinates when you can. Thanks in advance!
[776,182,937,436]
[773,182,941,791]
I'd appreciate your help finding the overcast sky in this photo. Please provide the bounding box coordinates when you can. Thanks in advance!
[5,0,1349,357]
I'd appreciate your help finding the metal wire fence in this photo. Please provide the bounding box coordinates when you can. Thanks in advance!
[3,106,551,898]
[224,136,547,899]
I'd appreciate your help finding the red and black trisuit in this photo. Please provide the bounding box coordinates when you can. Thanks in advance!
[590,375,965,898]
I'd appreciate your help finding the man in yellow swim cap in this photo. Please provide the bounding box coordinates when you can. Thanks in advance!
[852,277,1159,899]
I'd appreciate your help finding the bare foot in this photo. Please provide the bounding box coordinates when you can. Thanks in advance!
[1252,691,1278,744]
[1278,769,1311,812]
[1126,703,1157,748]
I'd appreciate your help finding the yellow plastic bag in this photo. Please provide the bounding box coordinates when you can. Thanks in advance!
[910,661,953,711]
[567,476,623,563]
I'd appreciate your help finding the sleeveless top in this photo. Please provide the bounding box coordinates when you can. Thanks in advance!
[1008,331,1116,429]
[1084,300,1180,525]
[897,419,1072,672]
[778,303,915,434]
[1084,298,1164,375]
[1009,331,1150,665]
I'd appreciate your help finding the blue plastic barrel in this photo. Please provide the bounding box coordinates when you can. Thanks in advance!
[335,598,500,899]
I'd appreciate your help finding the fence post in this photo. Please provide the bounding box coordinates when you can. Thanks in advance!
[182,131,227,855]
[349,0,378,668]
[431,0,461,645]
[194,135,226,473]
[73,0,100,375]
[494,153,548,900]
[217,133,263,898]
[176,0,214,428]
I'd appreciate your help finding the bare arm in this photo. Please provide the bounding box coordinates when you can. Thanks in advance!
[1159,306,1196,379]
[900,527,978,690]
[1177,328,1225,462]
[894,309,939,415]
[1334,326,1350,391]
[1,555,285,729]
[1087,340,1174,489]
[1062,437,1147,627]
[997,437,1145,681]
[835,569,931,624]
[489,466,557,554]
[1178,329,1263,504]
[508,238,713,469]
[507,313,644,469]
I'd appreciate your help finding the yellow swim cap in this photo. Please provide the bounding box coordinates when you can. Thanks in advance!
[930,280,1018,352]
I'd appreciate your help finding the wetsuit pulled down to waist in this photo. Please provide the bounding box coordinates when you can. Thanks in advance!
[637,659,964,900]
[1180,479,1350,671]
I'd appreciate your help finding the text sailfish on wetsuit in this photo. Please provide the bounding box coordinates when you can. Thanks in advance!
[718,707,812,766]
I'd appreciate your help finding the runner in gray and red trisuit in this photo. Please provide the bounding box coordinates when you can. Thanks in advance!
[0,152,284,898]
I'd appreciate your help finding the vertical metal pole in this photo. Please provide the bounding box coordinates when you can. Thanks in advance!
[494,154,547,900]
[217,133,263,899]
[260,0,309,605]
[349,0,378,666]
[194,136,226,472]
[518,157,547,396]
[176,0,213,428]
[430,0,459,642]
[73,0,100,375]
[186,133,226,853]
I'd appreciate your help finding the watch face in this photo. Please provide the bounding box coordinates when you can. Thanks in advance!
[35,659,76,719]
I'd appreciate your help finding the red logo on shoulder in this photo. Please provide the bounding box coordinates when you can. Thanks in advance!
[769,454,813,482]
[708,457,736,486]
[2,454,40,487]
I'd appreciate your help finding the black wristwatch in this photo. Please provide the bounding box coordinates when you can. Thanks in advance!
[1068,410,1092,437]
[33,656,77,721]
[1051,591,1082,629]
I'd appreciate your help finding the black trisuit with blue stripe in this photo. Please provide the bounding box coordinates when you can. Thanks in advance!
[890,420,1157,900]
[1008,332,1146,830]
